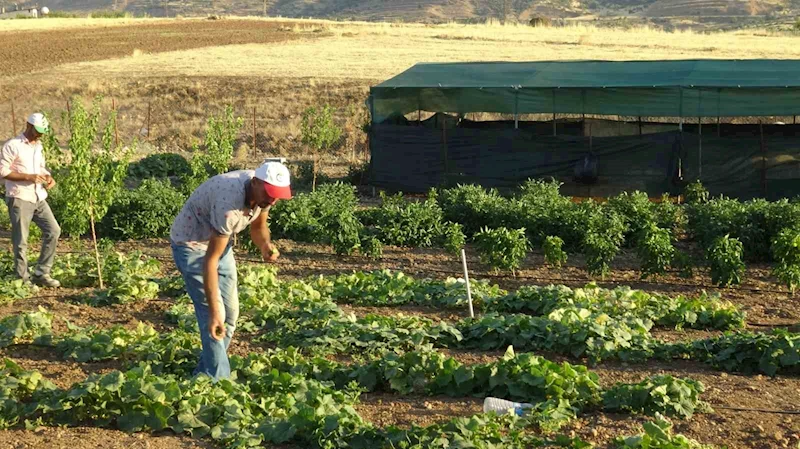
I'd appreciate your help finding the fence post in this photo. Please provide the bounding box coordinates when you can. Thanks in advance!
[146,101,151,139]
[252,105,257,158]
[10,100,16,136]
[112,98,120,148]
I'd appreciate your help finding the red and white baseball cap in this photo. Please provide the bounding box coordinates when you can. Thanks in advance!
[254,161,292,200]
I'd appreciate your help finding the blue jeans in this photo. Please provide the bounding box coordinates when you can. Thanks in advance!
[170,241,239,380]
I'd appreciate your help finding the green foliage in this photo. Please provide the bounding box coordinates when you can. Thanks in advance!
[606,191,658,243]
[87,251,161,306]
[488,284,744,331]
[127,153,191,180]
[457,308,655,363]
[583,231,619,278]
[683,180,709,204]
[603,375,711,419]
[301,104,342,154]
[581,202,626,278]
[0,309,53,348]
[359,192,446,248]
[615,415,718,449]
[0,279,36,305]
[0,202,9,231]
[771,227,800,294]
[270,182,358,243]
[636,223,674,279]
[439,221,466,254]
[473,227,529,272]
[672,250,695,278]
[100,178,186,240]
[438,184,506,236]
[673,329,800,376]
[204,105,243,175]
[57,98,130,238]
[0,359,59,429]
[179,106,242,195]
[359,235,383,260]
[543,235,567,268]
[706,235,745,287]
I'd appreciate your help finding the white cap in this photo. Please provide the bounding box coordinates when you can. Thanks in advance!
[254,161,292,199]
[27,113,49,134]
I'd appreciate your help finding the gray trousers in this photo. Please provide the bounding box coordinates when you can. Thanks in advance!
[5,197,60,280]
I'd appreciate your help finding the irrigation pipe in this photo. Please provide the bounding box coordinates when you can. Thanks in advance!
[714,405,800,415]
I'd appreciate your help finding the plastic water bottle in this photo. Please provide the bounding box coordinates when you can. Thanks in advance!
[483,397,533,416]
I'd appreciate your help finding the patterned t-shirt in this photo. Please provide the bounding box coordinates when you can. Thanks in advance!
[170,170,263,250]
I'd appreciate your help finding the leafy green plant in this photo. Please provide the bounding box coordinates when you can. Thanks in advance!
[204,105,243,176]
[606,191,657,243]
[473,227,529,273]
[602,375,711,419]
[672,250,695,278]
[100,178,186,240]
[0,278,36,305]
[636,223,674,279]
[359,191,445,248]
[179,106,242,195]
[583,231,619,279]
[684,180,709,204]
[0,309,52,348]
[673,329,800,376]
[439,222,466,254]
[87,251,161,306]
[359,235,383,260]
[706,235,745,287]
[57,97,130,288]
[543,235,567,268]
[615,415,718,449]
[771,227,800,294]
[437,184,506,236]
[301,104,342,191]
[127,153,191,180]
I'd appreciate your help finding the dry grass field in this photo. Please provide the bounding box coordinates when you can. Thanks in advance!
[3,17,800,159]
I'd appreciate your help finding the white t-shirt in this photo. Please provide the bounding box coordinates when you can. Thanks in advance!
[170,170,264,250]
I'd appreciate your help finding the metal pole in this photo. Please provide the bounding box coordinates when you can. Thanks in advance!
[638,116,642,137]
[461,249,474,318]
[514,90,519,130]
[698,115,702,178]
[760,120,767,197]
[552,89,557,136]
[442,114,449,183]
[252,105,257,157]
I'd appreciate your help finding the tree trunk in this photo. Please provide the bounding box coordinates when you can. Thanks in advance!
[90,204,104,289]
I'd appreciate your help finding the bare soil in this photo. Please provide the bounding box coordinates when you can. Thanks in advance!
[0,237,799,449]
[0,19,303,78]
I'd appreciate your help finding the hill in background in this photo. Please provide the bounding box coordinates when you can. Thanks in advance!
[3,0,800,30]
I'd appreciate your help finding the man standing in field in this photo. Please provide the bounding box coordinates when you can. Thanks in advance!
[0,113,61,288]
[170,161,292,380]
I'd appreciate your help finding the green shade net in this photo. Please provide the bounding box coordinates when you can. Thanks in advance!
[370,60,800,122]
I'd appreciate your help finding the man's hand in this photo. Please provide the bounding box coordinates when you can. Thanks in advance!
[208,310,226,341]
[28,174,47,184]
[262,244,280,262]
[45,175,56,190]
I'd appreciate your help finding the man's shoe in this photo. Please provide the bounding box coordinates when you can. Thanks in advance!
[32,275,61,288]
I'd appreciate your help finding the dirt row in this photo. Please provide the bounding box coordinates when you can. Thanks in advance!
[0,238,798,449]
[0,19,304,78]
